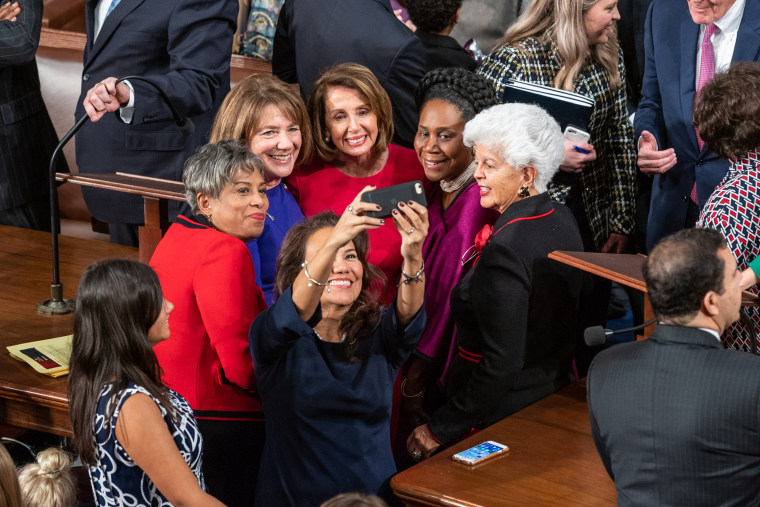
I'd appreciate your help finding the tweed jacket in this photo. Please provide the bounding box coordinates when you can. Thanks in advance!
[478,38,636,250]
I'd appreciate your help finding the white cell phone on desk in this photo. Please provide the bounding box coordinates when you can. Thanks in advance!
[451,440,509,466]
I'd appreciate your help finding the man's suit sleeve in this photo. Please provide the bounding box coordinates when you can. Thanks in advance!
[385,34,426,148]
[427,241,531,444]
[0,0,41,66]
[587,359,615,480]
[129,0,237,126]
[272,0,297,84]
[634,0,666,147]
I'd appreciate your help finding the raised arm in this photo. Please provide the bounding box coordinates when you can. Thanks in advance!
[291,187,384,321]
[391,200,428,326]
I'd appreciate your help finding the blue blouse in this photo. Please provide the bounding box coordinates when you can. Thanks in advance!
[249,287,425,505]
[246,183,304,306]
[89,383,204,506]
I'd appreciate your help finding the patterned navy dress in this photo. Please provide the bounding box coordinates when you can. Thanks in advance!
[89,383,205,506]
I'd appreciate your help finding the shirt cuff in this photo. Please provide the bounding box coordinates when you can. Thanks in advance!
[118,80,135,124]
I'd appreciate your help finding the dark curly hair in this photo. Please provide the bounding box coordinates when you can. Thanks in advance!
[415,67,498,120]
[693,61,760,161]
[275,212,386,359]
[643,228,727,323]
[406,0,462,33]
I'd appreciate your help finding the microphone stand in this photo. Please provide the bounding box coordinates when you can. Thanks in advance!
[37,76,193,314]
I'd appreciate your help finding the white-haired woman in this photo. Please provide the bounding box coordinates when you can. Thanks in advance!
[407,103,583,459]
[478,0,635,256]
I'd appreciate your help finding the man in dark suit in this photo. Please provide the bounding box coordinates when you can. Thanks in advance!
[272,0,425,149]
[634,0,760,252]
[588,227,760,506]
[0,0,64,231]
[76,0,237,246]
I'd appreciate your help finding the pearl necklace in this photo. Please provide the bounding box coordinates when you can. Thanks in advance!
[439,160,476,193]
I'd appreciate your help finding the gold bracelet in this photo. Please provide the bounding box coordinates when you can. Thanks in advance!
[401,378,425,398]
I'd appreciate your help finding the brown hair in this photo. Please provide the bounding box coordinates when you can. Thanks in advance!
[320,492,389,507]
[497,0,621,91]
[210,74,313,165]
[693,61,760,161]
[17,448,76,507]
[0,443,22,507]
[307,63,394,162]
[275,212,385,359]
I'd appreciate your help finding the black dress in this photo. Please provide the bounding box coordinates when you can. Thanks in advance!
[428,193,583,444]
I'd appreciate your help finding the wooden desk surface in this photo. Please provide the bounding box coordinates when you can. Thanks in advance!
[0,226,137,437]
[391,382,616,507]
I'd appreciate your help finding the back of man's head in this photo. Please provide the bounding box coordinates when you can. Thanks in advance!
[643,228,727,323]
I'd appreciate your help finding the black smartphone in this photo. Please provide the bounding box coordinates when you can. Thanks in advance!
[361,181,427,218]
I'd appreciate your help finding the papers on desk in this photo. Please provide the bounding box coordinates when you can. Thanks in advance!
[499,79,594,131]
[7,335,72,378]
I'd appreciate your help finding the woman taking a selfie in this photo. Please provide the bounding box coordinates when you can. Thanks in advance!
[68,259,223,506]
[250,189,428,505]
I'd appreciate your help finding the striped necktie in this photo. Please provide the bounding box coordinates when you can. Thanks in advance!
[692,22,718,204]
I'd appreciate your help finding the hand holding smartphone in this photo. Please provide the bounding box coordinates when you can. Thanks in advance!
[564,125,591,153]
[360,181,427,218]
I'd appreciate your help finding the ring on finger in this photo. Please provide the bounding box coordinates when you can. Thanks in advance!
[407,227,415,235]
[411,450,422,460]
[347,205,359,216]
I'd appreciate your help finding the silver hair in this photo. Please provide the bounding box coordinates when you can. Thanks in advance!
[182,140,265,214]
[463,103,564,193]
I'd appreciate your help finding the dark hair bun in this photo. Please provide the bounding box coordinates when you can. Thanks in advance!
[415,67,498,116]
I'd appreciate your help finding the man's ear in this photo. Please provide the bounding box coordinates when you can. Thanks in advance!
[454,8,460,26]
[702,290,721,318]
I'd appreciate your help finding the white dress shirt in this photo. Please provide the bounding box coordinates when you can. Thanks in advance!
[695,0,746,88]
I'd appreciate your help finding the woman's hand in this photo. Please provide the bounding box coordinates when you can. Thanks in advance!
[559,140,597,173]
[391,200,429,260]
[326,186,385,251]
[600,232,628,254]
[407,424,440,461]
[82,77,131,122]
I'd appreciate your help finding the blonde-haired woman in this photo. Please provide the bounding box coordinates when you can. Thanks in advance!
[479,0,635,255]
[210,74,312,304]
[478,0,636,373]
[17,448,76,507]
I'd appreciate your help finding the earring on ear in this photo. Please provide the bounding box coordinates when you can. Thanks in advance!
[518,186,530,198]
[324,135,331,142]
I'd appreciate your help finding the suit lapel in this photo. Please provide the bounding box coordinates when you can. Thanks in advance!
[732,0,760,62]
[84,0,147,69]
[679,17,700,154]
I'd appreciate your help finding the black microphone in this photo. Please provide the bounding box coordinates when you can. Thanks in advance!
[584,318,658,347]
[37,76,194,314]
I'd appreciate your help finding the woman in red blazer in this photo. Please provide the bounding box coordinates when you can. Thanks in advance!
[150,140,268,507]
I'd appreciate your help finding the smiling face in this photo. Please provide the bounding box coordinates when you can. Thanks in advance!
[584,0,620,46]
[147,298,173,346]
[415,99,473,184]
[687,0,736,24]
[473,144,530,213]
[249,104,302,187]
[199,167,269,241]
[324,86,379,162]
[304,227,363,313]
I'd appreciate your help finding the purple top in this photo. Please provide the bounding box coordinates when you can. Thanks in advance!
[417,181,499,378]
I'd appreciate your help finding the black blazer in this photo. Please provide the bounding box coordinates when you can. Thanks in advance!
[0,0,63,212]
[75,0,237,225]
[273,0,425,149]
[588,325,760,506]
[428,193,583,444]
[415,31,476,73]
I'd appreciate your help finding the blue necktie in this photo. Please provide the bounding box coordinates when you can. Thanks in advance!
[105,0,121,17]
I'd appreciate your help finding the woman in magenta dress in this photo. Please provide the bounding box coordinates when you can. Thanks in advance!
[397,68,500,451]
[288,63,425,302]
